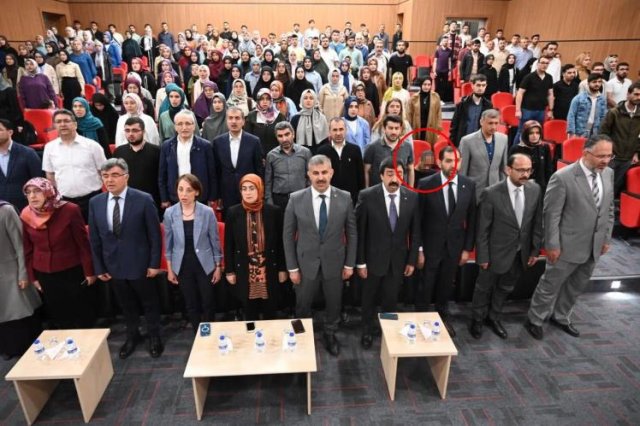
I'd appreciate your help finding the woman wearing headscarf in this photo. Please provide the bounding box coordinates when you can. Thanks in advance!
[178,46,194,71]
[261,49,277,70]
[2,54,20,88]
[290,89,329,153]
[0,200,41,360]
[191,64,211,105]
[193,80,219,127]
[382,71,410,113]
[245,88,286,154]
[124,76,155,116]
[218,57,233,95]
[602,55,618,81]
[508,120,553,191]
[0,75,22,125]
[498,53,520,96]
[318,68,349,120]
[407,77,442,145]
[224,174,286,321]
[226,78,254,117]
[286,66,314,109]
[115,92,159,146]
[338,60,356,94]
[158,84,199,142]
[302,57,323,93]
[270,80,297,121]
[343,96,371,153]
[222,64,242,99]
[164,173,222,333]
[352,81,376,128]
[274,61,291,93]
[45,42,60,67]
[33,50,59,95]
[55,50,85,110]
[102,31,122,67]
[19,58,57,109]
[21,178,96,329]
[130,57,157,98]
[206,49,225,84]
[201,92,228,143]
[72,97,111,158]
[251,66,274,99]
[91,92,118,143]
[358,66,380,117]
[372,98,413,145]
[312,49,330,84]
[156,58,181,88]
[367,57,387,106]
[122,30,143,70]
[238,50,252,77]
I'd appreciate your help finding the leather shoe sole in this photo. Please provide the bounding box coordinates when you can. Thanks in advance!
[524,319,544,340]
[549,317,580,337]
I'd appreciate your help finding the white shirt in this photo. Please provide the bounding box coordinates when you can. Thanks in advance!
[506,178,525,215]
[382,185,400,218]
[605,78,632,104]
[42,134,107,198]
[579,159,602,206]
[331,141,345,159]
[440,172,458,215]
[311,186,331,229]
[229,131,242,167]
[176,136,193,176]
[320,47,339,69]
[107,187,128,232]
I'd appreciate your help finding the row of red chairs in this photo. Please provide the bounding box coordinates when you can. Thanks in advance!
[621,168,640,228]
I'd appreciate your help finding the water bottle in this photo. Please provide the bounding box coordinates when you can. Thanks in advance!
[255,331,265,353]
[33,339,45,359]
[218,334,229,356]
[407,323,417,344]
[286,331,297,352]
[432,321,441,341]
[65,338,79,357]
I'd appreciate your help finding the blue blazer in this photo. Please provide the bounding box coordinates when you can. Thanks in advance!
[212,131,264,208]
[88,187,162,280]
[163,201,222,275]
[345,116,371,154]
[0,142,42,211]
[158,135,217,203]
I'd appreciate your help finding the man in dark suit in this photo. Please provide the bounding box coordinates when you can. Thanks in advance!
[283,154,357,356]
[0,119,42,211]
[89,158,164,359]
[417,146,476,337]
[449,74,493,146]
[317,117,365,206]
[212,106,264,217]
[469,153,542,339]
[159,110,217,209]
[355,158,420,349]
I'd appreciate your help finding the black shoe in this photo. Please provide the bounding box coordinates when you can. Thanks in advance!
[2,353,14,361]
[323,333,340,356]
[442,319,456,338]
[468,320,483,339]
[524,319,544,340]
[149,336,164,358]
[485,318,508,339]
[119,334,140,359]
[361,334,373,349]
[549,317,580,337]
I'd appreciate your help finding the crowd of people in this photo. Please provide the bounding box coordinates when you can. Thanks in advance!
[0,18,638,361]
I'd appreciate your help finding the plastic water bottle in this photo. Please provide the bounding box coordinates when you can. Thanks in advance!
[286,331,297,352]
[407,323,417,344]
[255,331,265,353]
[33,339,45,359]
[432,321,441,341]
[218,335,229,356]
[65,338,79,357]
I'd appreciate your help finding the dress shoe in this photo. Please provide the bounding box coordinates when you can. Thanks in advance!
[524,319,544,340]
[468,320,484,339]
[442,319,456,338]
[323,333,340,356]
[148,336,164,358]
[361,334,373,349]
[485,318,508,339]
[549,317,580,337]
[119,334,141,359]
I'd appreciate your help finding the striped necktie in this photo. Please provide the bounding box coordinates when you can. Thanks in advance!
[591,173,600,207]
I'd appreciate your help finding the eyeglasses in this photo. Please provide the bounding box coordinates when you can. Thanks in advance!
[512,168,533,174]
[586,151,615,161]
[101,173,128,179]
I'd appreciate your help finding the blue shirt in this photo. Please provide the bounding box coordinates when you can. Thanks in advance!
[515,48,534,70]
[466,102,482,135]
[69,52,97,83]
[0,141,11,176]
[484,135,495,163]
[107,187,128,232]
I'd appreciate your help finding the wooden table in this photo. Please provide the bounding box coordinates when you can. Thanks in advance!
[4,329,113,425]
[379,313,458,400]
[183,319,317,420]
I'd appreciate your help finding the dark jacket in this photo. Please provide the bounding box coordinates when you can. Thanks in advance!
[509,142,554,191]
[460,51,485,82]
[600,101,640,161]
[243,111,286,156]
[317,142,365,205]
[0,142,42,211]
[479,65,498,98]
[449,95,493,146]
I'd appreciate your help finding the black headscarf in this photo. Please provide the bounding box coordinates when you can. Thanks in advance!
[90,92,119,142]
[286,66,314,107]
[252,66,274,99]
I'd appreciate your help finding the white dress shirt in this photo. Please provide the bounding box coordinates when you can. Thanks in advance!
[440,172,458,215]
[311,186,331,229]
[331,140,345,159]
[176,136,193,176]
[579,159,602,206]
[382,185,400,218]
[107,187,128,232]
[229,131,242,167]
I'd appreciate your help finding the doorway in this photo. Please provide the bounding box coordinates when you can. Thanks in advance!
[42,12,68,34]
[447,17,487,39]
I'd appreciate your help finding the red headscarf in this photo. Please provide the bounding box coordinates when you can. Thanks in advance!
[20,177,67,229]
[240,174,264,213]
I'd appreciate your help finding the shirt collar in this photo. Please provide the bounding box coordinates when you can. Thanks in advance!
[506,177,521,193]
[311,186,331,199]
[579,158,597,176]
[382,184,400,198]
[229,131,243,141]
[440,172,458,186]
[109,186,129,201]
[0,140,12,154]
[177,135,194,145]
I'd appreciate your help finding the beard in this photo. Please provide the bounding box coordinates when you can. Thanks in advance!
[128,137,144,146]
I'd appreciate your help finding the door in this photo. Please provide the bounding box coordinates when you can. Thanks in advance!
[42,12,68,34]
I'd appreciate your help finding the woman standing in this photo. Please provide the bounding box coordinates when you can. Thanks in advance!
[244,88,286,154]
[224,174,286,320]
[201,93,228,143]
[270,80,297,121]
[498,54,520,96]
[115,93,159,146]
[193,80,218,127]
[56,50,85,110]
[164,174,222,332]
[34,51,59,95]
[19,58,57,109]
[508,120,554,191]
[158,84,198,142]
[286,66,314,109]
[290,89,329,153]
[352,82,376,128]
[318,68,349,120]
[407,78,442,145]
[358,66,380,117]
[251,66,274,100]
[21,178,96,329]
[226,79,254,117]
[130,57,157,98]
[91,93,119,143]
[0,200,41,360]
[72,97,111,158]
[381,72,410,113]
[2,54,20,88]
[344,96,371,153]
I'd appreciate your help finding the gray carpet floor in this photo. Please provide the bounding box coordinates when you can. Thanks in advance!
[2,289,640,425]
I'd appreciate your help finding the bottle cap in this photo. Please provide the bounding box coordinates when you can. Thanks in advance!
[289,331,295,337]
[409,323,416,328]
[66,338,74,344]
[434,321,440,326]
[34,339,41,344]
[256,331,263,337]
[219,335,225,340]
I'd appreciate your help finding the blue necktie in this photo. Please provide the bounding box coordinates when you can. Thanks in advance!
[318,194,327,238]
[389,194,398,231]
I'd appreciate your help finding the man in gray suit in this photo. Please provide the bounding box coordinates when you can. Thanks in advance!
[459,109,509,201]
[469,153,543,340]
[283,154,357,356]
[525,135,615,340]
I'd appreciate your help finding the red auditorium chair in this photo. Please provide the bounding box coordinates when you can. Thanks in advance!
[412,140,432,165]
[140,56,149,71]
[23,109,57,148]
[434,140,448,161]
[491,92,514,111]
[556,137,585,169]
[460,82,473,97]
[543,119,568,145]
[625,167,640,195]
[500,105,519,128]
[84,84,96,102]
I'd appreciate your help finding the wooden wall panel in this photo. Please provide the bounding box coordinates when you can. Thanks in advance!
[1,0,70,41]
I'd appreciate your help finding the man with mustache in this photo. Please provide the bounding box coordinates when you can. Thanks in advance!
[355,157,420,349]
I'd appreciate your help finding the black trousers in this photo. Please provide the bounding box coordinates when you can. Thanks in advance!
[609,158,633,198]
[361,265,402,334]
[420,253,459,316]
[111,277,161,338]
[271,193,291,210]
[244,297,278,321]
[471,253,524,321]
[177,261,214,330]
[435,72,454,102]
[63,189,102,223]
[295,267,342,335]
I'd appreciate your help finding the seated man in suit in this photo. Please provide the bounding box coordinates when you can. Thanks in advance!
[159,110,217,210]
[459,108,508,202]
[283,155,357,356]
[355,157,420,349]
[212,106,264,218]
[469,153,542,339]
[417,147,476,337]
[89,158,164,358]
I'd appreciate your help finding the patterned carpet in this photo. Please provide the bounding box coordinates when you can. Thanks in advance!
[2,288,640,425]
